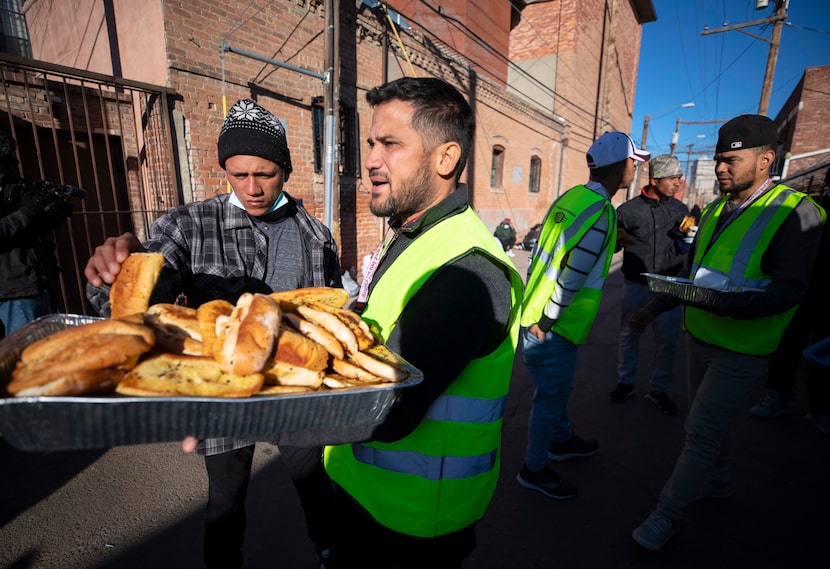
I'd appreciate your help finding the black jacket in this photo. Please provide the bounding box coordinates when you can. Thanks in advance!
[617,189,690,284]
[0,199,67,301]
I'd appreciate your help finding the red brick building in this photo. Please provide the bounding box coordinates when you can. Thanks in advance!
[15,0,654,292]
[774,64,830,194]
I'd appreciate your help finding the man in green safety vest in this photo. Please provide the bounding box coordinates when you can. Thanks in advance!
[516,131,649,499]
[631,114,825,551]
[324,77,523,568]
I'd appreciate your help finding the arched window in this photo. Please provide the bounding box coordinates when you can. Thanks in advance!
[490,145,505,188]
[529,155,541,193]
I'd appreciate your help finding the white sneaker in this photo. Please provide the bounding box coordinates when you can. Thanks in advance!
[507,250,515,257]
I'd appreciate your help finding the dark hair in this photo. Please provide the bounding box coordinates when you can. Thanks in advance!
[589,160,623,180]
[366,77,474,181]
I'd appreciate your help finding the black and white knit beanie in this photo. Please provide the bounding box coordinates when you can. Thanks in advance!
[217,99,293,179]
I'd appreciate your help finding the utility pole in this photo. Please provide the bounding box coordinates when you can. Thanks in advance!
[628,114,650,200]
[701,0,789,116]
[759,0,788,115]
[669,116,681,156]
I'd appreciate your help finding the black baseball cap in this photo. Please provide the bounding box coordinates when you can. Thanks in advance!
[716,114,779,154]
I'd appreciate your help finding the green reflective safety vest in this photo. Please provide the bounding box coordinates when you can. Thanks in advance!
[686,184,824,355]
[520,185,616,345]
[324,207,523,537]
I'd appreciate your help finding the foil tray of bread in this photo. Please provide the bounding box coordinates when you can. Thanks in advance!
[0,313,423,451]
[642,273,762,306]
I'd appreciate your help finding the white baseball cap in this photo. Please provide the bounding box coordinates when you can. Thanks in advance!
[586,132,650,169]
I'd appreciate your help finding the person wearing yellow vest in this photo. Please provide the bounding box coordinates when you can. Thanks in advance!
[517,132,649,499]
[631,114,825,552]
[323,77,523,568]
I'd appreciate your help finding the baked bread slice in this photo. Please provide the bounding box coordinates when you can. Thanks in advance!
[9,332,152,394]
[283,313,345,360]
[10,367,125,397]
[296,303,359,356]
[269,287,349,309]
[331,358,384,383]
[110,252,165,319]
[304,301,375,351]
[679,215,697,233]
[117,353,265,397]
[262,360,325,389]
[255,384,315,396]
[349,344,410,382]
[146,303,202,341]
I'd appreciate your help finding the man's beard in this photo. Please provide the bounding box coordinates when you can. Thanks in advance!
[370,161,433,219]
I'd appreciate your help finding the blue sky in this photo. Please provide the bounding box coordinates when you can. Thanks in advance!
[632,0,830,162]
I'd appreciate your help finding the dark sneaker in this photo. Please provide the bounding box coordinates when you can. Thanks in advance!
[548,433,598,461]
[516,465,577,499]
[750,390,791,419]
[632,512,674,551]
[647,391,678,416]
[609,383,635,403]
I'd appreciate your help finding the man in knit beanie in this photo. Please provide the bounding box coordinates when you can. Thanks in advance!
[85,98,341,567]
[218,98,293,178]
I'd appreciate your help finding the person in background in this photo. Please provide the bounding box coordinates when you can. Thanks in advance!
[494,217,517,256]
[85,99,340,568]
[749,166,830,433]
[323,77,523,568]
[609,154,691,416]
[630,114,825,551]
[517,132,649,499]
[0,129,73,338]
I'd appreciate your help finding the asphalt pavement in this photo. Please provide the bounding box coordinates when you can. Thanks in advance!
[1,249,827,568]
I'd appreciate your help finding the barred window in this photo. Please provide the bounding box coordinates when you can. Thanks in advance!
[529,155,541,193]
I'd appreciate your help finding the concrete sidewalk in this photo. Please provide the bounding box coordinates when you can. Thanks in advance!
[0,249,826,568]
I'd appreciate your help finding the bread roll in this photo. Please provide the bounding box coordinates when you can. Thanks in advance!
[19,319,155,365]
[197,299,234,356]
[214,293,281,375]
[117,353,264,398]
[110,252,165,319]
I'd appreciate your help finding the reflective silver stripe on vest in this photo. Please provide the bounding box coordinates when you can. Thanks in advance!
[696,189,793,288]
[536,200,606,280]
[425,394,506,423]
[352,444,498,480]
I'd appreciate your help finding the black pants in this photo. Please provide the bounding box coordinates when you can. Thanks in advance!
[203,445,333,569]
[326,483,476,569]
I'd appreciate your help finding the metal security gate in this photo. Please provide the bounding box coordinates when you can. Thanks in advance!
[0,53,179,315]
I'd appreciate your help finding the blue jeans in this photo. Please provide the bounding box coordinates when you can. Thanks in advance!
[656,335,768,521]
[0,291,51,338]
[522,328,578,471]
[617,280,681,393]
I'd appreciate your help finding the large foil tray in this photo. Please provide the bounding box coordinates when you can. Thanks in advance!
[0,314,422,451]
[642,273,763,306]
